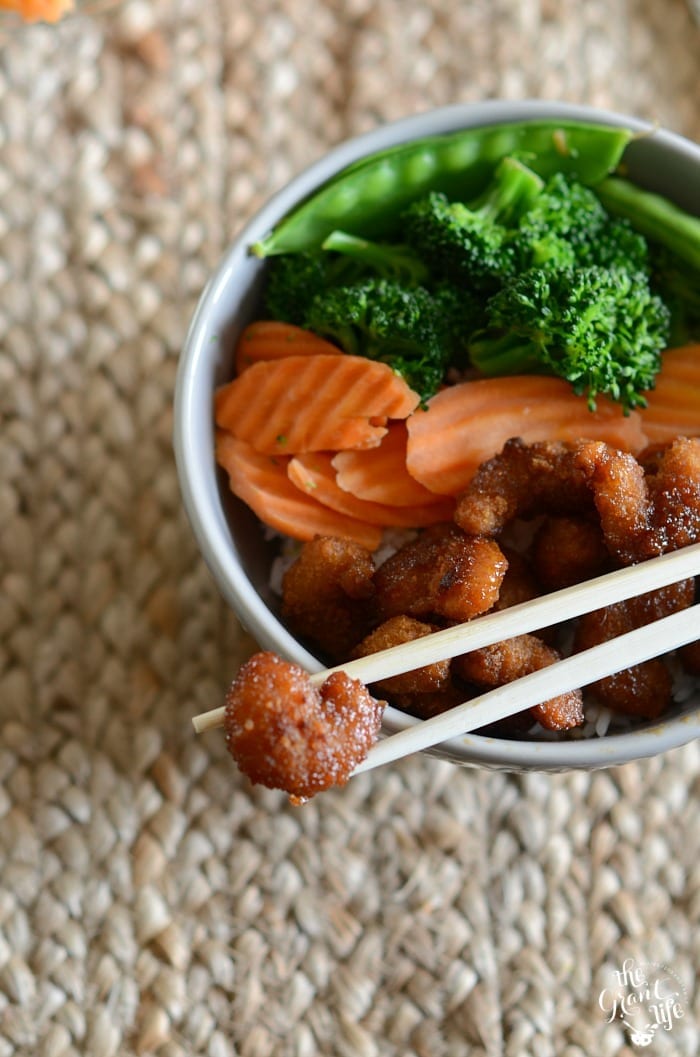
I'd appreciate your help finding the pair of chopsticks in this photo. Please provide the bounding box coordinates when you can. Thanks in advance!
[192,542,700,774]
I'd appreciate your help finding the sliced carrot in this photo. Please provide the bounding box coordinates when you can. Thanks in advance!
[234,320,342,375]
[639,344,700,444]
[288,452,456,528]
[405,375,649,496]
[332,421,449,507]
[215,353,420,455]
[215,432,383,550]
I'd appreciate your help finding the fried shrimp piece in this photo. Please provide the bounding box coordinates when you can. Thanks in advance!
[574,437,700,564]
[485,545,558,645]
[373,525,508,623]
[636,441,669,476]
[282,536,375,659]
[454,438,594,537]
[224,651,384,801]
[573,579,696,718]
[646,437,700,554]
[679,639,700,676]
[532,516,611,591]
[392,681,467,720]
[351,615,450,696]
[452,635,584,731]
[572,442,653,563]
[491,546,541,611]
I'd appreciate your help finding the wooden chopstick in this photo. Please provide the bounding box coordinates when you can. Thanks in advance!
[192,541,700,734]
[352,602,700,776]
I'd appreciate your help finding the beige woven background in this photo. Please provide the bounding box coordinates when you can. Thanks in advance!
[1,1,700,1054]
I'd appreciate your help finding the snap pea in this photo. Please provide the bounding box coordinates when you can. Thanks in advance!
[596,176,700,270]
[252,119,634,257]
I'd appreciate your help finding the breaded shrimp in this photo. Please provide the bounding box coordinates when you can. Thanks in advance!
[573,442,654,563]
[646,437,700,554]
[532,516,611,591]
[452,634,584,731]
[491,546,542,611]
[573,579,696,718]
[392,681,467,721]
[282,536,376,659]
[454,438,593,537]
[373,524,508,623]
[679,639,700,676]
[351,615,451,696]
[574,437,700,564]
[224,651,384,800]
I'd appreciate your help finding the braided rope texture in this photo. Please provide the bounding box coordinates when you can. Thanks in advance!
[1,0,700,1053]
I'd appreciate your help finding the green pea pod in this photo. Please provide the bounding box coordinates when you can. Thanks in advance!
[596,176,700,270]
[252,119,634,257]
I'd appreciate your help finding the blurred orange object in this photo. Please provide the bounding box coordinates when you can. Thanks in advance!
[1,0,73,22]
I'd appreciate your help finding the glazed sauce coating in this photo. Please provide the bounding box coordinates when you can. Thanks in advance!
[224,652,384,800]
[532,516,611,591]
[575,437,700,564]
[282,536,375,657]
[373,526,508,623]
[454,438,594,537]
[573,579,696,718]
[351,615,450,696]
[453,634,584,731]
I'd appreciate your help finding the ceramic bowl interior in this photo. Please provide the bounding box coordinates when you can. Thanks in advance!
[174,100,700,772]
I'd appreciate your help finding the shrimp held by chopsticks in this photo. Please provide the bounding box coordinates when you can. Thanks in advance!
[223,651,384,803]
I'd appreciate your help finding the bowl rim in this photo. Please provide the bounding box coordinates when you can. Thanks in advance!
[174,98,700,771]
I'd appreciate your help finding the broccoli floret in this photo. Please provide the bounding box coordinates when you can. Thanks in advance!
[321,230,430,285]
[263,246,379,323]
[581,217,650,273]
[403,156,545,290]
[429,280,485,368]
[511,172,608,268]
[305,278,463,401]
[265,167,676,411]
[263,230,430,325]
[468,265,671,412]
[511,173,650,275]
[263,251,333,324]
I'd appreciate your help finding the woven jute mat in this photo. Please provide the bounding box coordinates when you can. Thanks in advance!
[1,1,700,1054]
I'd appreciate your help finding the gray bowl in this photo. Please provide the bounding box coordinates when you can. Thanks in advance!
[174,99,700,772]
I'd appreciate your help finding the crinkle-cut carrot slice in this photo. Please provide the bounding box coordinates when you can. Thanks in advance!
[216,432,383,550]
[332,421,449,507]
[405,375,648,497]
[235,320,342,375]
[639,344,700,444]
[288,452,456,528]
[215,353,420,455]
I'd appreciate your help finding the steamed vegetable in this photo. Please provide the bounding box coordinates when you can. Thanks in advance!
[597,176,700,270]
[215,352,420,454]
[404,374,648,497]
[304,278,470,403]
[320,230,430,285]
[252,120,634,256]
[402,156,544,290]
[511,172,650,273]
[254,123,700,411]
[639,343,700,442]
[468,265,670,412]
[215,432,383,550]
